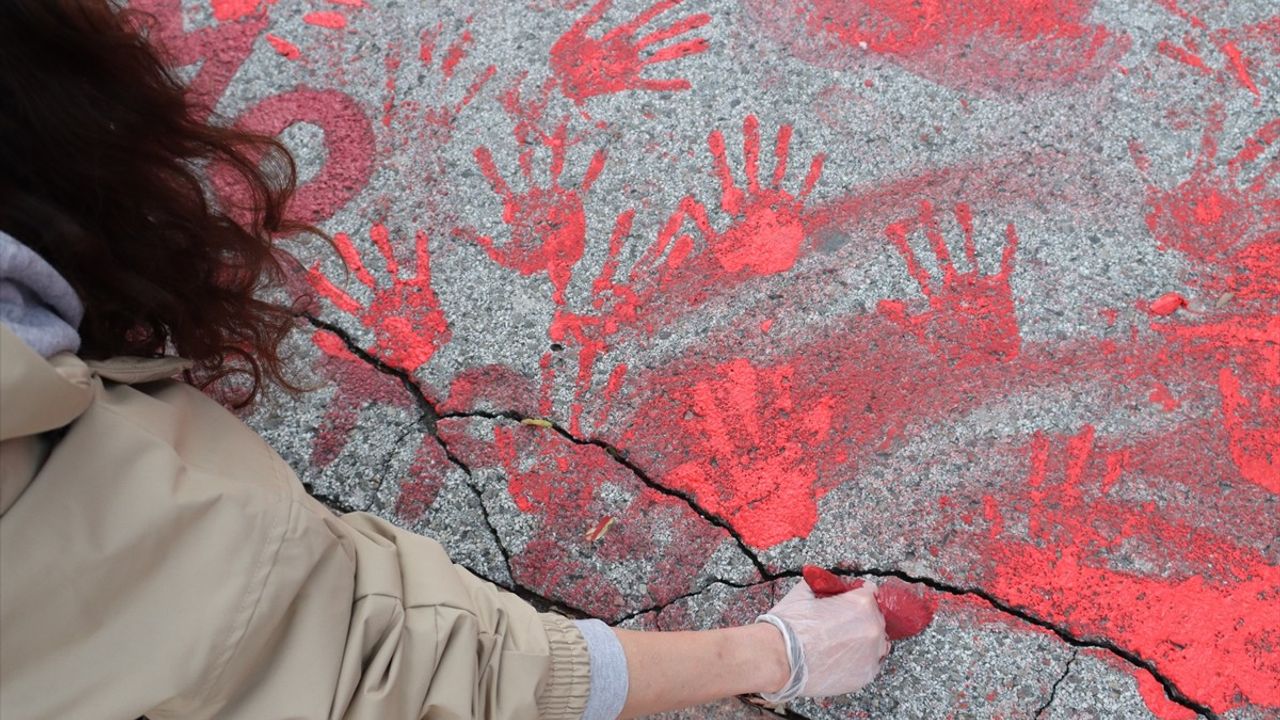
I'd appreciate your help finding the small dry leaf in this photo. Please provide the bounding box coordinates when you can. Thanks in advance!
[585,516,616,542]
[520,418,554,428]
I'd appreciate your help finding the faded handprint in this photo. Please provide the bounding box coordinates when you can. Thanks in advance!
[666,358,835,548]
[877,201,1021,367]
[550,0,711,103]
[413,18,497,131]
[672,115,825,276]
[462,119,607,305]
[1217,366,1279,494]
[746,0,1127,96]
[1135,106,1280,266]
[307,225,450,372]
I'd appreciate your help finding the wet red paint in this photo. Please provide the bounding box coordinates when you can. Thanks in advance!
[210,0,261,22]
[801,567,935,640]
[265,33,301,60]
[550,0,711,104]
[307,226,451,372]
[303,11,348,29]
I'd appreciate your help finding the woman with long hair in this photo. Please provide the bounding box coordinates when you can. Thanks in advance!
[0,2,889,718]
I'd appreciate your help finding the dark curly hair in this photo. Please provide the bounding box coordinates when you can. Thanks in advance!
[0,0,318,407]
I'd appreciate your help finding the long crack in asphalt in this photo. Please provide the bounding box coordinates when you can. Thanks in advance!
[301,314,1216,719]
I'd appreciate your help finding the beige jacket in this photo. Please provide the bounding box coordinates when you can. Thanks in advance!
[0,325,590,720]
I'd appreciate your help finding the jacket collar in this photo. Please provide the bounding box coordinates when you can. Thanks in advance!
[0,325,192,442]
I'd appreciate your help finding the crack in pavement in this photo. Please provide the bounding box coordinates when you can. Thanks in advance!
[299,314,1216,719]
[1035,649,1077,718]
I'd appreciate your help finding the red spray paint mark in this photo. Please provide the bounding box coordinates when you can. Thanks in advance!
[668,115,825,275]
[1135,107,1279,267]
[1146,292,1188,316]
[307,226,451,372]
[265,33,301,60]
[877,201,1022,367]
[210,0,261,22]
[665,358,835,547]
[303,11,348,29]
[213,88,375,224]
[462,93,606,305]
[970,426,1280,713]
[439,418,737,621]
[744,0,1128,96]
[1217,366,1279,494]
[1152,2,1265,101]
[550,0,711,104]
[1148,382,1180,411]
[307,329,415,469]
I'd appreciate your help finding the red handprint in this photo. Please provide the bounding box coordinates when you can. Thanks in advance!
[307,225,450,372]
[463,120,607,305]
[1217,366,1279,494]
[412,19,496,132]
[672,115,825,276]
[665,358,835,548]
[877,201,1021,367]
[1136,106,1280,266]
[550,0,711,104]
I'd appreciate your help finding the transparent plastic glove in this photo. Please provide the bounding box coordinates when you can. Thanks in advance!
[756,579,890,702]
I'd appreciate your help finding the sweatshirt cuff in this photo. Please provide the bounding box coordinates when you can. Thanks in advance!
[573,619,630,720]
[537,613,592,720]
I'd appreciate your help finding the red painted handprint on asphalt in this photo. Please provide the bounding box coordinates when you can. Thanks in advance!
[463,118,607,304]
[1136,106,1280,266]
[550,0,711,104]
[673,115,825,276]
[877,201,1021,367]
[307,225,450,372]
[1152,0,1266,100]
[666,358,835,548]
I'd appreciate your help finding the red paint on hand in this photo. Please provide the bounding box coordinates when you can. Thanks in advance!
[802,566,935,640]
[874,578,937,641]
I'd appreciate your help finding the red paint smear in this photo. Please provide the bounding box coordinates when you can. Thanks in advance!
[307,226,450,372]
[210,0,260,22]
[265,33,300,60]
[1146,292,1188,316]
[1148,382,1180,411]
[550,0,712,104]
[1134,667,1197,720]
[304,11,347,29]
[307,329,414,469]
[133,0,266,118]
[1217,41,1259,97]
[1156,39,1211,73]
[745,0,1128,96]
[438,418,737,620]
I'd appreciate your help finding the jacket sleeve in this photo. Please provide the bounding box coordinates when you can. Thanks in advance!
[190,487,591,720]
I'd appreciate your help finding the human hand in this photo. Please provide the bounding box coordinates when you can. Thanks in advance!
[757,579,889,702]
